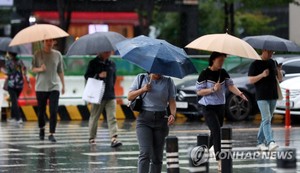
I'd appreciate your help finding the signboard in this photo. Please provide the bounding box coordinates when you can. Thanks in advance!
[0,0,13,6]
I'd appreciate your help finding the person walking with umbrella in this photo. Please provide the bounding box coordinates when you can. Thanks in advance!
[5,51,30,124]
[128,73,176,173]
[248,49,283,151]
[84,51,122,147]
[116,35,197,173]
[196,52,248,171]
[32,39,65,143]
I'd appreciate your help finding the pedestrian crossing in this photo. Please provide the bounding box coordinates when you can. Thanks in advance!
[0,121,300,173]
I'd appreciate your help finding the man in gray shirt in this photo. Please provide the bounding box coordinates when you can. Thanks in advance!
[32,39,65,143]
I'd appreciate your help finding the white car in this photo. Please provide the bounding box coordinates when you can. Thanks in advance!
[275,76,300,115]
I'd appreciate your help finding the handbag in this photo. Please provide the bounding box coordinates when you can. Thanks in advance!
[82,77,105,104]
[274,60,283,100]
[130,74,146,112]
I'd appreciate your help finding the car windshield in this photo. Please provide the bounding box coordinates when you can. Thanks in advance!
[228,60,253,74]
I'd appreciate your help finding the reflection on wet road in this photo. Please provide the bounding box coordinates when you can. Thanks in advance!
[0,117,299,173]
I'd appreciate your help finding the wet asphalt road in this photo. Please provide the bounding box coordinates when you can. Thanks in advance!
[0,115,300,173]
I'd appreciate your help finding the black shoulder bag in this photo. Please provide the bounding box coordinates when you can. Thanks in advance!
[129,74,146,112]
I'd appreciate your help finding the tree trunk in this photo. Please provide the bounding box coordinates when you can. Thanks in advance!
[224,2,229,33]
[57,0,72,54]
[229,3,235,35]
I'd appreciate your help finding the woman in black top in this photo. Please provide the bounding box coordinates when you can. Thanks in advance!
[196,52,247,171]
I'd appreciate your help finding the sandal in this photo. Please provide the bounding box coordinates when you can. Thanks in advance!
[89,138,96,145]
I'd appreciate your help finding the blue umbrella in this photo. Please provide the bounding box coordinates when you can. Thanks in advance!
[0,37,30,54]
[116,35,197,79]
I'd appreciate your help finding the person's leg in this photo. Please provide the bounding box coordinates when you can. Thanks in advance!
[257,100,274,145]
[8,88,18,120]
[136,111,154,173]
[105,99,122,147]
[88,101,105,142]
[151,118,169,173]
[15,88,23,121]
[49,91,60,134]
[36,92,49,140]
[203,107,222,160]
[105,99,118,138]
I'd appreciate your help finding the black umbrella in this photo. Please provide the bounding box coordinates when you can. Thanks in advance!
[66,32,126,56]
[0,37,30,54]
[243,35,300,52]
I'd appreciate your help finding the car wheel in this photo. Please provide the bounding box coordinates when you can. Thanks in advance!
[226,93,252,121]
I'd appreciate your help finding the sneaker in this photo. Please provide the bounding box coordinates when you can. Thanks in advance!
[257,143,268,151]
[48,135,57,143]
[7,118,16,123]
[111,139,122,148]
[89,138,96,145]
[39,129,45,140]
[17,119,23,124]
[268,142,279,151]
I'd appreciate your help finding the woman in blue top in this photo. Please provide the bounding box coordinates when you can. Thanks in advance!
[128,73,176,173]
[196,52,248,171]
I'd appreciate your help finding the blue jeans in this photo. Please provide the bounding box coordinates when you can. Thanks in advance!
[257,100,277,145]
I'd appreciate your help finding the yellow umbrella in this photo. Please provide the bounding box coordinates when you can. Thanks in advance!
[9,24,69,46]
[186,33,261,60]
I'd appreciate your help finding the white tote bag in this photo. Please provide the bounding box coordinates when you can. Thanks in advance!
[82,78,105,104]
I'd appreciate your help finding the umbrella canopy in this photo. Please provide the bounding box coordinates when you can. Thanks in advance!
[9,24,69,46]
[66,32,126,56]
[243,35,300,52]
[116,35,198,79]
[186,33,261,60]
[0,37,30,55]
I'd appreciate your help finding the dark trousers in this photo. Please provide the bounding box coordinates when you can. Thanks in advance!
[136,110,169,173]
[202,105,225,160]
[8,88,23,121]
[36,91,60,134]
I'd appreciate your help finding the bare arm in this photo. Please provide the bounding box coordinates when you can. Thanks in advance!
[128,83,150,101]
[197,88,214,96]
[168,98,176,125]
[248,69,269,84]
[169,98,176,115]
[58,72,65,95]
[277,67,283,82]
[197,82,221,96]
[228,85,248,101]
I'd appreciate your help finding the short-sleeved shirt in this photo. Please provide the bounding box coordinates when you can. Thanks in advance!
[248,59,278,100]
[129,73,176,112]
[32,49,63,92]
[196,68,234,106]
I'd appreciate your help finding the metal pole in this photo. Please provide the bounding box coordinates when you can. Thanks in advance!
[221,127,232,173]
[166,136,180,173]
[188,133,209,173]
[276,148,297,173]
[285,89,291,128]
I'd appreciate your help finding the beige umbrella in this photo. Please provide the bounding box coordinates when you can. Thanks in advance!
[186,33,261,60]
[9,24,69,46]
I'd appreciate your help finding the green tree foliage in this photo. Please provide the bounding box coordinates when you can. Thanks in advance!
[235,11,276,37]
[198,0,224,35]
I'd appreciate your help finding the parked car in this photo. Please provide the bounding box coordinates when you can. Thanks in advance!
[176,56,300,121]
[275,76,300,116]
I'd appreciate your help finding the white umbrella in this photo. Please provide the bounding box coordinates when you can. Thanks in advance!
[186,33,261,60]
[9,24,69,46]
